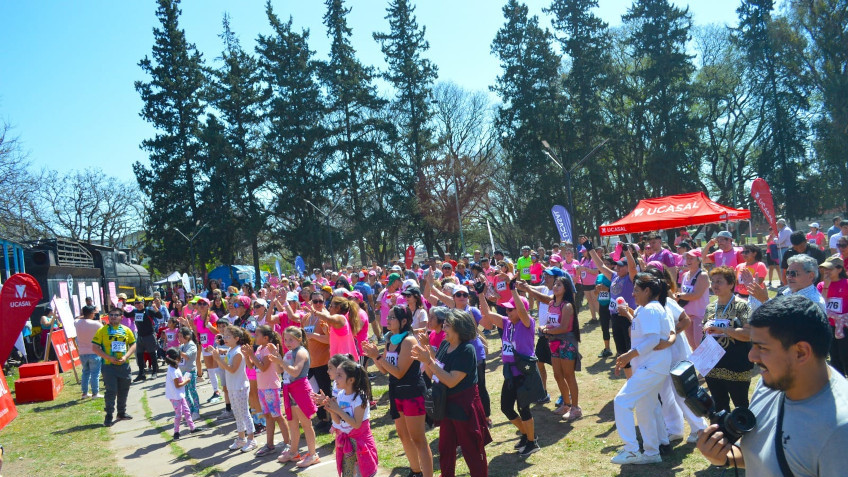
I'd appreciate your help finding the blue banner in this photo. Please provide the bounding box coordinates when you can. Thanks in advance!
[551,205,573,243]
[294,256,306,275]
[275,259,282,278]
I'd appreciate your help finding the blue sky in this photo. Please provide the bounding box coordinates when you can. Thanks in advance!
[0,0,743,183]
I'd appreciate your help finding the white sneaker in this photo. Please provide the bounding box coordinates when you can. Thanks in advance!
[668,433,684,442]
[687,432,702,444]
[217,410,234,420]
[240,440,258,453]
[191,412,200,421]
[93,394,104,398]
[228,438,246,451]
[611,450,645,465]
[640,453,662,464]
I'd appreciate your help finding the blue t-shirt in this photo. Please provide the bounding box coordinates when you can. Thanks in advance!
[353,282,373,300]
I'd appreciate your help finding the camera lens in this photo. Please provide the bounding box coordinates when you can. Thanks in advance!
[721,408,757,442]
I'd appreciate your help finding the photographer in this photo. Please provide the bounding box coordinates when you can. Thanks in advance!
[697,295,848,475]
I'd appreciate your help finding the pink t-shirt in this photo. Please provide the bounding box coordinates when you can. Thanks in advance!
[561,259,579,279]
[807,232,826,248]
[255,345,282,390]
[529,262,544,284]
[380,290,397,327]
[708,247,744,268]
[329,315,360,360]
[162,326,180,349]
[818,279,848,326]
[578,258,598,286]
[494,273,513,305]
[354,309,369,355]
[735,261,767,295]
[429,329,446,349]
[194,313,219,348]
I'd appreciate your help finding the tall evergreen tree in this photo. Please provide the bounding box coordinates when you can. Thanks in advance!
[373,0,439,254]
[204,14,268,284]
[256,2,328,268]
[546,0,615,235]
[134,0,207,273]
[490,0,565,245]
[623,0,700,198]
[321,0,393,265]
[734,0,810,224]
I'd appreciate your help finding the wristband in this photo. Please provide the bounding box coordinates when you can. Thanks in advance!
[376,355,382,361]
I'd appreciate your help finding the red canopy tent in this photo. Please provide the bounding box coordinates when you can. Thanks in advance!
[599,192,751,237]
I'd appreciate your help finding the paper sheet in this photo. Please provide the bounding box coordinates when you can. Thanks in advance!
[689,334,726,377]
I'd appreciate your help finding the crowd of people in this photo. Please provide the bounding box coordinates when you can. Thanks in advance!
[73,223,848,476]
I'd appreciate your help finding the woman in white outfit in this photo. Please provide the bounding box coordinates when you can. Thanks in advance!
[611,273,673,465]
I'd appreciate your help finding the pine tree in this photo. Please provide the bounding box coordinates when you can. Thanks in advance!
[490,0,565,244]
[256,1,328,268]
[321,0,393,265]
[203,14,268,283]
[134,0,207,273]
[373,0,439,253]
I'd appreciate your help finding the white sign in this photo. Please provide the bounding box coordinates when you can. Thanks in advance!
[92,282,102,310]
[51,296,77,338]
[689,334,726,377]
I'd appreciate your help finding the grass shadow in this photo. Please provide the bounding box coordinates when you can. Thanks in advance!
[52,423,103,434]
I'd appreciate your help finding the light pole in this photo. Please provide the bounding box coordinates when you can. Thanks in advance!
[172,222,209,292]
[542,138,610,242]
[305,189,347,269]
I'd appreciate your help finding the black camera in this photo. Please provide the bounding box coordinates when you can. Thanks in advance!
[670,361,756,442]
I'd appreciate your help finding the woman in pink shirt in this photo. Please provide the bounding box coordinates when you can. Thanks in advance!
[817,257,848,375]
[313,297,361,360]
[734,244,767,299]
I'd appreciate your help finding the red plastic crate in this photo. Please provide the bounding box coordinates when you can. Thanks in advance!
[14,374,64,403]
[18,361,59,379]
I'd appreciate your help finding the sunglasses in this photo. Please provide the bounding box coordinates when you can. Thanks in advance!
[197,302,209,306]
[108,313,122,318]
[454,292,469,298]
[311,299,323,304]
[252,304,264,309]
[786,270,804,278]
[839,244,848,248]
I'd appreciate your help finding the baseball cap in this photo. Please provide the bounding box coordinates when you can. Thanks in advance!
[117,293,128,300]
[809,222,820,229]
[502,296,530,310]
[401,286,421,296]
[442,262,453,269]
[368,270,377,276]
[387,273,402,286]
[549,253,563,264]
[302,279,312,287]
[391,265,403,272]
[612,258,629,267]
[321,285,333,293]
[820,256,844,270]
[544,267,566,277]
[351,291,364,302]
[684,248,702,259]
[286,292,299,302]
[716,231,733,239]
[253,298,268,308]
[646,260,665,272]
[401,279,418,292]
[452,285,469,295]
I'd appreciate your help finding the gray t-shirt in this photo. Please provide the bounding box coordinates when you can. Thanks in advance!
[740,367,848,476]
[179,341,197,374]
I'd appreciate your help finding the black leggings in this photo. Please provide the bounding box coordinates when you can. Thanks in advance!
[704,377,750,414]
[477,362,491,417]
[599,305,611,342]
[500,376,532,421]
[308,365,333,421]
[611,314,632,367]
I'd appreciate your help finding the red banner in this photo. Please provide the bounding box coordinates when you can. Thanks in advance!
[0,366,16,430]
[0,273,42,364]
[51,330,80,373]
[405,245,415,269]
[751,178,778,233]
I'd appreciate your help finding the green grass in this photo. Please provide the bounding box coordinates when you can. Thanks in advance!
[0,367,131,477]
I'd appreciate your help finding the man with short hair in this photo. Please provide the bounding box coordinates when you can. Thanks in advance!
[775,218,793,263]
[516,246,533,283]
[646,233,679,283]
[92,308,137,426]
[827,216,843,240]
[749,254,827,314]
[123,298,162,381]
[829,220,848,255]
[472,249,482,266]
[780,230,827,283]
[697,295,848,475]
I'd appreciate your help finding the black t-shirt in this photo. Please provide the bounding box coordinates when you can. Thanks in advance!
[124,306,161,337]
[435,341,477,395]
[781,244,827,269]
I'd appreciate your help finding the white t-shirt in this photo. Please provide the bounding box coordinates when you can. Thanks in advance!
[664,299,693,364]
[165,367,185,401]
[536,285,554,327]
[411,308,428,330]
[830,232,845,252]
[630,301,672,374]
[332,389,370,434]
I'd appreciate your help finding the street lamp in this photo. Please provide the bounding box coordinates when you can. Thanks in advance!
[172,221,209,292]
[305,189,347,269]
[542,138,610,242]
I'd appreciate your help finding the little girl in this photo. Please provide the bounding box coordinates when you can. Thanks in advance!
[161,318,181,350]
[243,325,291,458]
[320,359,378,477]
[177,327,200,420]
[272,326,320,468]
[164,348,201,440]
[208,326,256,452]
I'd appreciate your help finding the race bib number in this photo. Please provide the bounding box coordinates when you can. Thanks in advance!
[531,273,539,282]
[111,341,127,353]
[705,318,731,336]
[681,285,694,294]
[134,313,144,322]
[200,334,209,345]
[496,281,507,292]
[385,352,399,367]
[598,291,610,302]
[808,238,817,245]
[432,359,445,383]
[522,267,530,276]
[609,300,619,314]
[827,297,843,313]
[166,331,176,342]
[580,270,587,279]
[547,313,560,326]
[304,325,315,334]
[501,341,515,357]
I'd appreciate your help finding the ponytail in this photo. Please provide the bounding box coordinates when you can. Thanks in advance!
[284,326,308,352]
[339,360,371,406]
